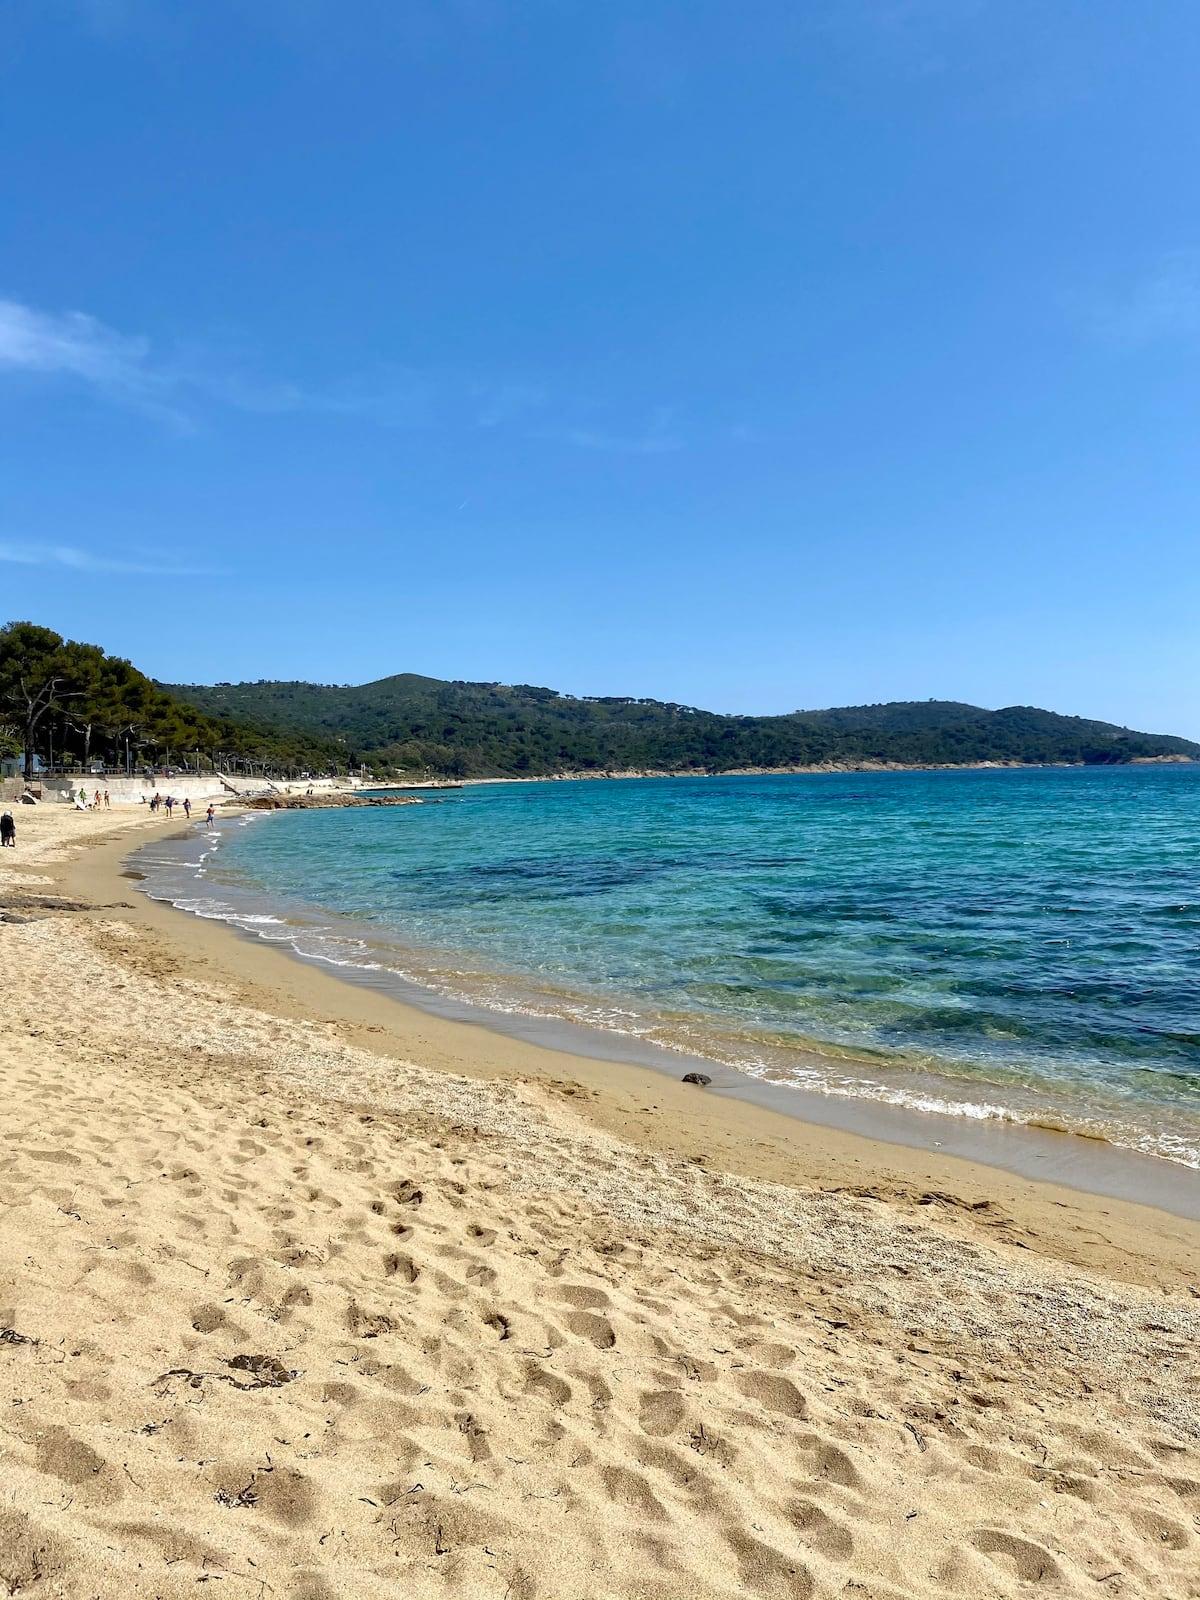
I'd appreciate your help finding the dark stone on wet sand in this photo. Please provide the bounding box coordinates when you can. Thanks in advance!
[681,1072,712,1087]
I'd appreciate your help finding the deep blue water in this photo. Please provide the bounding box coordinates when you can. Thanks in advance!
[151,767,1200,1165]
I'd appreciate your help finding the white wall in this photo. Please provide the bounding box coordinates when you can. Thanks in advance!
[38,773,366,806]
[41,774,234,807]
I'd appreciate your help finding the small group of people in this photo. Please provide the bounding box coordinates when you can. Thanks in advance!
[2,791,218,851]
[74,787,111,810]
[148,792,188,817]
[144,791,216,829]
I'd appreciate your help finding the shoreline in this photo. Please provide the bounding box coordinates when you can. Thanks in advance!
[449,756,1197,783]
[70,813,1200,1247]
[126,809,1200,1222]
[3,803,1198,1598]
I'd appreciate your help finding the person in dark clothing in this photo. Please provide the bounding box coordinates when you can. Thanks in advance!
[0,811,15,847]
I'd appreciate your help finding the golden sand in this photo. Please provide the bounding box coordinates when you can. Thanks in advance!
[1,806,1197,1598]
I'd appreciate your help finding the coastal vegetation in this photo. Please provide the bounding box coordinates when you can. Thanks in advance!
[6,621,1194,782]
[0,621,345,778]
[165,670,1200,778]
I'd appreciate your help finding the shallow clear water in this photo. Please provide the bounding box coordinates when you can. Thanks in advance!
[144,767,1200,1166]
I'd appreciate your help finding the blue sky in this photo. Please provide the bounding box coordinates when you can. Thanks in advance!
[2,1,1198,734]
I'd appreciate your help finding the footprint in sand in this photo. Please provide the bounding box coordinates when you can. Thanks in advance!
[525,1364,572,1406]
[383,1252,419,1283]
[793,1435,863,1489]
[969,1529,1062,1583]
[601,1465,667,1521]
[555,1284,611,1309]
[214,1464,317,1528]
[785,1499,854,1559]
[34,1427,120,1505]
[565,1310,616,1349]
[725,1528,814,1599]
[733,1369,807,1418]
[0,1510,69,1594]
[638,1389,688,1437]
[344,1299,394,1338]
[189,1302,226,1334]
[1131,1509,1192,1550]
[746,1339,798,1369]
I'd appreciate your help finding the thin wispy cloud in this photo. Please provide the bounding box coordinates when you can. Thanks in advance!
[0,298,190,427]
[0,298,440,429]
[536,405,684,456]
[544,425,684,456]
[0,295,687,452]
[0,540,226,577]
[0,299,145,383]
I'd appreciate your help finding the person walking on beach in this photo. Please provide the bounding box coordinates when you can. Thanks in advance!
[103,790,110,808]
[165,795,175,817]
[183,797,191,821]
[1,811,15,848]
[205,803,215,828]
[94,789,102,810]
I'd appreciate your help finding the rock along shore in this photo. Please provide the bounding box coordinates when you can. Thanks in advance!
[242,793,424,811]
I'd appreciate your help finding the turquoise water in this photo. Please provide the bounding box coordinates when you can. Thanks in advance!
[153,767,1200,1166]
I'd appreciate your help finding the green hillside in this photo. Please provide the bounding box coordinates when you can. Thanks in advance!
[0,621,347,778]
[164,674,1200,778]
[8,614,1192,782]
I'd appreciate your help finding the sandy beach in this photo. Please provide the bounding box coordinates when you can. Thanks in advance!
[1,805,1198,1599]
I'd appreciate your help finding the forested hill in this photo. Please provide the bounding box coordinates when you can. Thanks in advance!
[163,675,1200,778]
[0,620,347,777]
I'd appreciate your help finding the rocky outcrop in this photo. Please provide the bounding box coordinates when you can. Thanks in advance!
[242,794,423,811]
